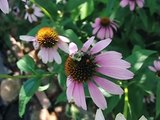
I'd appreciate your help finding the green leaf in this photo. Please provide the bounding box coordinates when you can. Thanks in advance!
[64,29,83,47]
[55,92,67,104]
[126,46,156,73]
[79,0,94,20]
[19,78,41,117]
[66,0,85,11]
[17,55,35,72]
[156,81,160,117]
[58,72,67,89]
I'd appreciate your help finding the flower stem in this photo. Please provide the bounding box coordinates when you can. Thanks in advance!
[123,87,129,118]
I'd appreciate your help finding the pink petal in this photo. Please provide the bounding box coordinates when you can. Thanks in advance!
[95,51,122,62]
[78,83,87,110]
[52,49,62,64]
[90,39,112,54]
[93,26,101,35]
[108,26,113,38]
[73,82,81,107]
[33,40,39,50]
[67,76,73,87]
[19,35,36,42]
[81,36,95,52]
[67,79,75,102]
[95,109,105,120]
[111,22,118,31]
[97,67,134,80]
[40,48,48,64]
[48,48,54,62]
[31,14,38,22]
[88,81,107,110]
[97,27,106,39]
[59,36,70,42]
[0,0,9,14]
[129,1,135,11]
[94,76,123,95]
[58,40,69,53]
[97,59,131,68]
[105,27,110,39]
[69,42,78,55]
[154,61,160,71]
[136,0,144,8]
[120,0,129,7]
[148,66,156,72]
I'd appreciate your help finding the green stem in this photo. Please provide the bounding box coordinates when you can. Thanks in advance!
[123,87,129,118]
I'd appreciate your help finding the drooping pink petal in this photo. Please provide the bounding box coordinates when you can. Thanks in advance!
[52,48,62,64]
[48,48,54,62]
[93,26,101,35]
[33,40,39,50]
[97,27,106,39]
[111,22,118,31]
[59,36,70,42]
[105,27,110,39]
[94,76,123,95]
[31,14,38,22]
[58,40,69,53]
[108,26,113,38]
[78,83,87,110]
[81,36,95,52]
[72,82,81,107]
[120,0,129,7]
[69,42,78,55]
[28,15,33,23]
[95,109,105,120]
[19,35,36,42]
[67,76,73,87]
[148,66,157,72]
[0,0,9,14]
[97,67,134,80]
[95,51,122,62]
[90,39,112,54]
[129,1,135,11]
[88,81,107,110]
[136,0,144,8]
[67,79,75,102]
[39,47,48,64]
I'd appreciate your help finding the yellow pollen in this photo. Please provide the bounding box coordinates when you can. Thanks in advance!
[37,27,59,48]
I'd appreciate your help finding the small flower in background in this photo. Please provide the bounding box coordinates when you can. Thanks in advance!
[0,0,9,14]
[115,113,147,120]
[65,37,133,110]
[92,17,118,39]
[20,27,70,64]
[120,0,144,11]
[24,4,44,23]
[149,60,160,76]
[143,93,155,103]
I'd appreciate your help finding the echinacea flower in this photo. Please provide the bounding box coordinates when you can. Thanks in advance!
[92,17,118,39]
[24,4,44,23]
[120,0,144,11]
[65,37,133,110]
[149,60,160,76]
[0,0,9,14]
[20,27,70,64]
